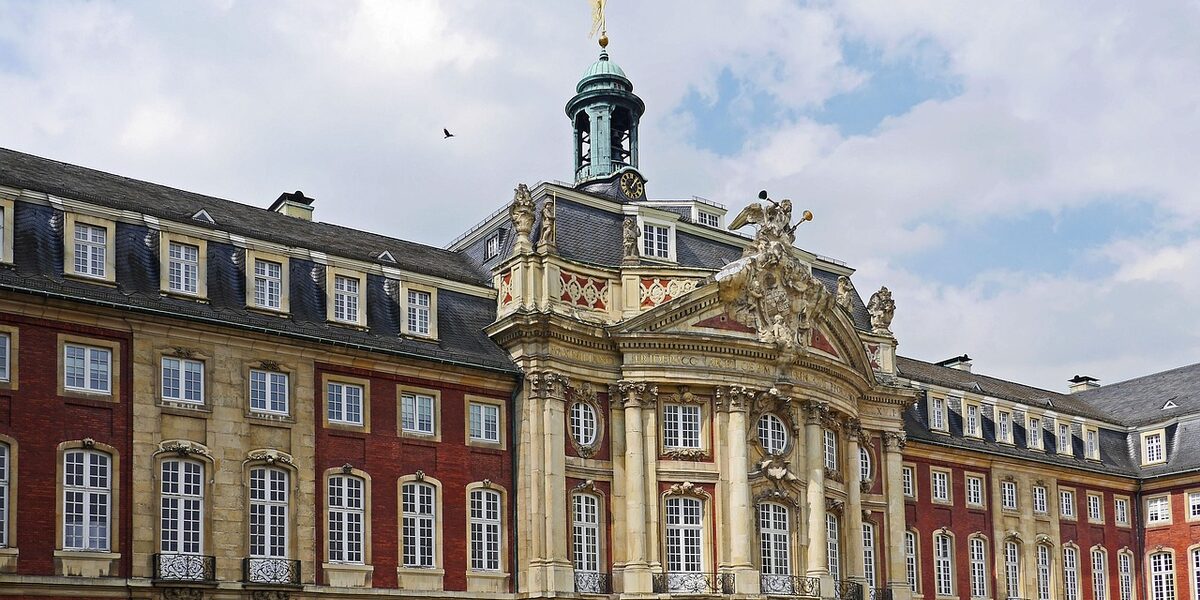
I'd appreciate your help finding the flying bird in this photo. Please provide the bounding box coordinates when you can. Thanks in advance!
[443,128,454,139]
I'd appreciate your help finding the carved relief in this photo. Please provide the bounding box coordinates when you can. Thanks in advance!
[163,589,204,600]
[665,481,710,499]
[715,385,755,413]
[558,270,609,310]
[245,448,294,466]
[758,456,800,483]
[567,382,604,459]
[719,192,830,361]
[157,439,213,460]
[882,430,907,451]
[529,371,570,399]
[835,275,855,312]
[825,497,845,514]
[867,286,896,335]
[824,468,844,484]
[640,277,698,308]
[615,380,657,408]
[804,400,829,425]
[499,271,515,307]
[864,343,882,370]
[665,386,704,404]
[663,448,708,461]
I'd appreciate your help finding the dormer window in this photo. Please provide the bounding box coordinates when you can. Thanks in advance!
[997,410,1012,444]
[1085,428,1100,460]
[326,269,366,327]
[1058,423,1073,455]
[637,215,675,262]
[402,283,438,339]
[484,232,501,261]
[929,397,947,432]
[65,214,116,282]
[160,233,208,298]
[1027,416,1042,449]
[697,211,720,227]
[244,250,289,313]
[1142,430,1165,465]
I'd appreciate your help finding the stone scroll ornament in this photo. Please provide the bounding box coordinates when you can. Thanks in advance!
[867,285,896,335]
[717,190,831,361]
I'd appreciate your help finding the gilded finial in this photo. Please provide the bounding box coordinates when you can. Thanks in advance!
[599,33,609,48]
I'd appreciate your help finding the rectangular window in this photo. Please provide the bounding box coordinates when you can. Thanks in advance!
[1086,429,1099,459]
[1118,553,1132,600]
[0,333,9,382]
[969,537,987,598]
[327,382,364,426]
[965,403,980,437]
[64,343,111,394]
[469,402,501,443]
[642,223,670,259]
[1059,423,1073,454]
[401,393,435,435]
[862,523,877,586]
[1006,542,1022,600]
[63,449,110,551]
[1189,492,1200,520]
[823,429,838,471]
[1061,489,1076,518]
[1092,549,1108,600]
[249,369,289,415]
[1145,432,1164,463]
[328,475,364,564]
[470,489,502,571]
[1028,417,1042,449]
[407,290,431,336]
[161,357,204,404]
[826,513,840,582]
[1147,496,1171,524]
[253,259,283,310]
[159,459,204,556]
[998,410,1012,443]
[484,233,501,260]
[333,275,360,324]
[1064,547,1080,600]
[73,222,107,278]
[664,404,702,449]
[931,470,949,503]
[402,482,436,568]
[697,211,720,227]
[1037,545,1052,600]
[1115,497,1129,525]
[1002,481,1018,510]
[249,467,289,560]
[1033,485,1047,513]
[934,533,953,596]
[1088,493,1103,522]
[966,475,984,507]
[930,397,946,430]
[167,241,200,295]
[575,494,602,577]
[905,531,919,593]
[902,466,915,498]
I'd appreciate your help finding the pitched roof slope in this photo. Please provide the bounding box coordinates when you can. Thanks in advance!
[0,147,491,286]
[1072,361,1200,427]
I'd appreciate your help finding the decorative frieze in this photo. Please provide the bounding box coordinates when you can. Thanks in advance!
[639,277,697,308]
[665,481,710,499]
[499,270,515,307]
[558,270,609,310]
[157,439,213,460]
[245,448,294,466]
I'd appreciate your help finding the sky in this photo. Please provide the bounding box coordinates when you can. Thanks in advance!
[1,0,1199,393]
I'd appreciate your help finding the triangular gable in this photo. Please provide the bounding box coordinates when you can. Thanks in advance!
[377,250,397,263]
[191,209,215,224]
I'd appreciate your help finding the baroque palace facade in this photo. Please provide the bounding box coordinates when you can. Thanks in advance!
[0,40,1197,600]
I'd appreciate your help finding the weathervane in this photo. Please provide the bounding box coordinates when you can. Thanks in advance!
[589,0,609,48]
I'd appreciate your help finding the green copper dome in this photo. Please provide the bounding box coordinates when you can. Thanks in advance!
[576,49,632,93]
[566,46,645,184]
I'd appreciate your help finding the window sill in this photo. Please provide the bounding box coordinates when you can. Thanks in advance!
[323,562,373,588]
[397,567,445,591]
[467,570,510,593]
[54,550,120,577]
[62,392,117,406]
[326,320,369,332]
[246,412,295,428]
[160,291,209,303]
[467,439,506,451]
[246,305,291,318]
[160,401,211,417]
[0,547,16,574]
[63,273,117,287]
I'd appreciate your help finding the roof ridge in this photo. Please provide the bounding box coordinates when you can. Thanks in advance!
[1073,360,1200,395]
[897,354,1066,398]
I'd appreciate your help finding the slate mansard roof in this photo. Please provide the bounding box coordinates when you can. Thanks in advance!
[0,147,516,373]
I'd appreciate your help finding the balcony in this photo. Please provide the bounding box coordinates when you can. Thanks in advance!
[760,574,821,597]
[574,571,611,594]
[834,580,863,600]
[653,572,736,595]
[868,587,893,600]
[243,557,301,586]
[152,553,216,583]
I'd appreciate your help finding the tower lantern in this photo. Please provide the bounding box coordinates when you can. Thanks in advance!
[565,40,646,184]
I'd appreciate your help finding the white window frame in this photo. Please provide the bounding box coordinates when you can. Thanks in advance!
[0,333,10,383]
[1150,551,1174,600]
[1028,416,1043,449]
[1037,544,1052,600]
[327,381,364,426]
[64,343,111,394]
[249,369,289,415]
[1147,495,1171,525]
[469,401,501,443]
[63,449,111,551]
[1189,491,1200,521]
[469,489,502,571]
[664,404,702,450]
[826,513,840,582]
[484,232,501,261]
[1006,541,1022,600]
[758,502,791,579]
[0,443,9,547]
[160,458,204,556]
[998,409,1012,443]
[407,289,432,336]
[905,530,919,593]
[161,356,204,404]
[167,241,201,295]
[1059,423,1074,455]
[696,210,721,228]
[1061,489,1076,519]
[402,481,436,568]
[758,413,788,455]
[639,217,674,261]
[823,429,838,471]
[966,475,984,507]
[931,470,950,503]
[1064,546,1080,600]
[1086,428,1100,460]
[1092,548,1108,600]
[249,466,289,559]
[573,493,602,576]
[332,274,361,325]
[401,392,435,436]
[1001,480,1018,510]
[570,402,598,447]
[934,532,954,597]
[666,496,704,585]
[1143,431,1166,465]
[253,258,284,310]
[902,466,915,498]
[859,447,872,483]
[72,221,108,279]
[863,522,877,587]
[1115,497,1130,526]
[327,475,365,564]
[969,537,988,599]
[930,397,947,431]
[965,403,980,437]
[1118,551,1134,600]
[1033,485,1047,514]
[1088,493,1104,523]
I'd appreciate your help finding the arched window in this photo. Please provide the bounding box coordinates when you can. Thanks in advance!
[826,513,840,581]
[1190,548,1200,600]
[328,475,365,564]
[666,496,703,574]
[862,523,877,587]
[160,459,204,554]
[758,503,791,579]
[1037,544,1053,600]
[1092,548,1108,600]
[0,443,8,547]
[64,449,110,551]
[934,532,954,596]
[905,531,919,593]
[859,447,872,483]
[250,467,289,559]
[1064,546,1080,600]
[573,493,601,576]
[1150,551,1175,600]
[1118,551,1134,600]
[469,488,502,571]
[969,537,988,599]
[402,482,436,568]
[758,414,788,455]
[570,402,598,447]
[1005,541,1022,600]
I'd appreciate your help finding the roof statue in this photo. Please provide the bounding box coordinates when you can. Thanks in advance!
[538,194,557,252]
[835,275,856,313]
[867,286,896,335]
[717,191,830,362]
[509,183,536,254]
[621,216,641,263]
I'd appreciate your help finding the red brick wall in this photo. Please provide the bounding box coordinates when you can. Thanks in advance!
[905,456,995,598]
[0,312,132,577]
[1142,485,1200,600]
[312,362,513,591]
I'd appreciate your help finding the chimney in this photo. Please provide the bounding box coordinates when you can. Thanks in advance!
[1068,375,1100,394]
[269,190,315,221]
[935,354,973,373]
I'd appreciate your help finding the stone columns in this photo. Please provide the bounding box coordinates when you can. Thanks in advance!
[845,420,865,586]
[718,387,759,594]
[804,400,831,594]
[619,380,653,594]
[882,431,912,600]
[538,373,573,591]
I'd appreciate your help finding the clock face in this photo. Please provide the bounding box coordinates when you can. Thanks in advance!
[619,171,645,199]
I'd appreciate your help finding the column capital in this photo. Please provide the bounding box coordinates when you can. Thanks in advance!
[715,385,756,413]
[613,379,657,408]
[528,370,570,399]
[845,418,863,441]
[882,430,907,451]
[803,400,829,425]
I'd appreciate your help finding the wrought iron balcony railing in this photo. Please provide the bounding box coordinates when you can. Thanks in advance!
[652,571,736,595]
[834,579,864,600]
[243,557,301,586]
[868,587,893,600]
[760,574,821,596]
[574,570,611,594]
[152,553,216,583]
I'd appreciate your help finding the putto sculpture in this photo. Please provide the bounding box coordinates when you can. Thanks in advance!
[867,286,896,334]
[718,190,830,361]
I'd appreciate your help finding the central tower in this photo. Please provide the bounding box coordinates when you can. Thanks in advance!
[565,39,646,184]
